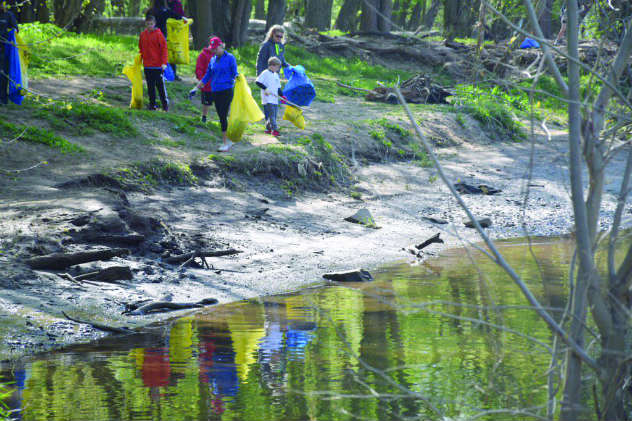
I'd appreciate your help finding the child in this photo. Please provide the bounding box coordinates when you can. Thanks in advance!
[139,14,169,111]
[255,56,283,137]
[195,38,215,123]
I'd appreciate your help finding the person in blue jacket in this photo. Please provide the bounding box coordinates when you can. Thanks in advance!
[0,2,19,105]
[256,25,291,77]
[189,37,238,152]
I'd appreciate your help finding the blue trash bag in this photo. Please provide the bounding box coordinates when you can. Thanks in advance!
[6,30,24,105]
[282,65,316,107]
[520,38,540,49]
[163,63,175,82]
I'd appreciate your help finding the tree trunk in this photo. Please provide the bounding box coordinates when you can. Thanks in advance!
[476,0,486,53]
[396,0,410,28]
[538,0,553,38]
[188,0,214,49]
[230,0,252,47]
[335,0,361,31]
[305,0,333,31]
[407,1,422,30]
[254,0,266,20]
[361,0,379,31]
[422,0,440,29]
[110,0,125,16]
[212,0,232,44]
[53,0,83,27]
[15,0,49,23]
[266,0,286,30]
[36,0,50,22]
[443,0,477,40]
[377,0,393,32]
[128,0,142,17]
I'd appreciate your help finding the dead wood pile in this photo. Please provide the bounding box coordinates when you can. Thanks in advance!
[337,74,452,104]
[368,74,452,104]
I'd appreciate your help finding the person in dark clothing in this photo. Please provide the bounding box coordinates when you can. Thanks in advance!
[166,0,185,80]
[0,2,19,105]
[189,37,238,152]
[147,0,186,80]
[256,24,291,77]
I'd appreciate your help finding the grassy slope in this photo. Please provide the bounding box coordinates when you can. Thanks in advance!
[2,23,565,195]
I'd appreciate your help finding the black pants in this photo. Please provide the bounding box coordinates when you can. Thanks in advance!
[213,89,233,132]
[0,44,8,105]
[144,68,168,110]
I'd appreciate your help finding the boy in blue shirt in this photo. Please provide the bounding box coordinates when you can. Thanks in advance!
[190,37,238,152]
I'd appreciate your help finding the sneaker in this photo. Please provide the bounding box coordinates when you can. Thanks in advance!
[265,122,271,132]
[147,104,157,111]
[264,129,272,134]
[163,104,169,112]
[218,140,233,152]
[272,130,280,137]
[201,115,207,123]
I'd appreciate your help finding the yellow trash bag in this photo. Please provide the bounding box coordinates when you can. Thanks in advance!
[282,104,305,130]
[122,54,143,109]
[15,32,29,93]
[227,74,264,142]
[166,18,193,64]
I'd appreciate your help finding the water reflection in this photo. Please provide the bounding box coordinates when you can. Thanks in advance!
[2,238,580,420]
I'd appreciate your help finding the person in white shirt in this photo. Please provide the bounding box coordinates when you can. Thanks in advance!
[255,56,285,137]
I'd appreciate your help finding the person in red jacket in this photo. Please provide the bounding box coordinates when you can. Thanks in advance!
[195,38,215,123]
[139,14,169,111]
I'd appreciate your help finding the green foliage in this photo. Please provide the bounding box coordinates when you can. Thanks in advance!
[111,159,197,191]
[0,381,13,421]
[455,84,526,141]
[29,98,137,137]
[0,119,83,153]
[409,142,433,168]
[319,29,349,37]
[20,23,138,78]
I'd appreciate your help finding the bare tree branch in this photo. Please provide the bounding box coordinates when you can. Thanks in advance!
[394,86,599,372]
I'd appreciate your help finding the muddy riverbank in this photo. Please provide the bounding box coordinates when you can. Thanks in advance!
[1,89,628,363]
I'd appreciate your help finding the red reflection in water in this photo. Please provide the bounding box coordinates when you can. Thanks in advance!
[142,347,171,388]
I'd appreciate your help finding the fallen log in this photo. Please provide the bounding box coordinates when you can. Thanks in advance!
[415,233,444,250]
[74,266,134,283]
[62,311,132,334]
[81,233,145,245]
[323,269,374,282]
[163,249,242,265]
[26,248,130,270]
[126,298,219,315]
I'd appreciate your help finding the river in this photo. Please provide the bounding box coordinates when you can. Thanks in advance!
[1,237,578,420]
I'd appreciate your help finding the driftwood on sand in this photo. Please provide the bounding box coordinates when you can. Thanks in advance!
[26,248,130,270]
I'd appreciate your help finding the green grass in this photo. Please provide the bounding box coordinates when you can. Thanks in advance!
[21,23,139,78]
[454,84,526,141]
[0,119,83,153]
[25,98,138,137]
[109,159,198,191]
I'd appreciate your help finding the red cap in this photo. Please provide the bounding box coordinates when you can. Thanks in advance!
[209,37,222,50]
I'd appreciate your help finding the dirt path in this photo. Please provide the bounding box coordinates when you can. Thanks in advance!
[0,77,627,363]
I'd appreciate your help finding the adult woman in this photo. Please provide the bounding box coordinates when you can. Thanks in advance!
[256,24,290,77]
[190,37,238,152]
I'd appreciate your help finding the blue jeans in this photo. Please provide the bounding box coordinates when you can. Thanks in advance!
[263,103,278,131]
